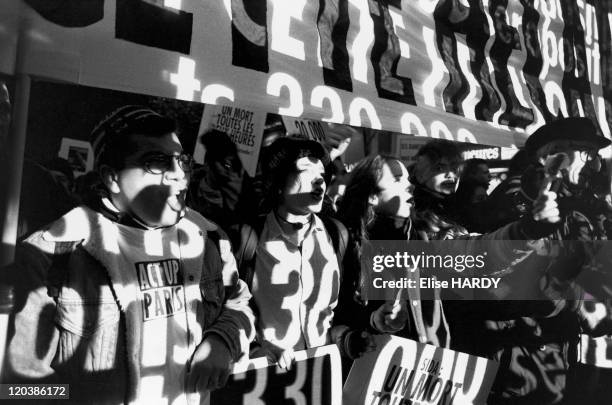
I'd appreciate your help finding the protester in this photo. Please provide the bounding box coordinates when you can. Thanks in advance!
[447,117,612,405]
[335,155,435,349]
[237,135,366,370]
[73,170,104,207]
[455,158,491,224]
[45,157,76,196]
[454,161,490,232]
[461,158,491,189]
[410,139,465,239]
[523,117,612,405]
[188,129,246,243]
[16,159,79,239]
[454,178,488,232]
[471,149,534,232]
[4,105,255,404]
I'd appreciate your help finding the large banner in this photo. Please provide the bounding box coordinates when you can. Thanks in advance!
[344,335,499,405]
[209,344,343,405]
[2,0,612,147]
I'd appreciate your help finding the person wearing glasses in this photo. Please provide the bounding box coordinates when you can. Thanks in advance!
[3,106,255,404]
[522,117,612,404]
[448,117,612,405]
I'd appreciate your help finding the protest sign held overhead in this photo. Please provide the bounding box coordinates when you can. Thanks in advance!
[282,116,329,143]
[196,104,266,176]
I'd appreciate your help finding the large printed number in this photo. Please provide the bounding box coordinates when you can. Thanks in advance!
[293,120,327,142]
[235,367,267,405]
[231,360,311,404]
[284,361,308,405]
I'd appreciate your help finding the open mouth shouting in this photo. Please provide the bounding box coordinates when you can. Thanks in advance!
[440,180,457,192]
[167,188,187,212]
[310,188,325,202]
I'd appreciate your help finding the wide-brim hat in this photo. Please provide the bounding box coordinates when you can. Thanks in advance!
[525,117,611,155]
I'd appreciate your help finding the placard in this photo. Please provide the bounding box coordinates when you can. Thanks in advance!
[343,335,499,405]
[209,344,343,405]
[194,104,266,176]
[282,116,329,143]
[57,137,94,176]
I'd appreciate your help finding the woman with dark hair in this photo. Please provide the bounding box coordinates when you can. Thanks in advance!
[337,155,403,243]
[336,155,447,348]
[238,135,387,371]
[409,139,470,240]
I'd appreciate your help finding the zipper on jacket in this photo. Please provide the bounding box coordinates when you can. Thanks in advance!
[297,244,308,348]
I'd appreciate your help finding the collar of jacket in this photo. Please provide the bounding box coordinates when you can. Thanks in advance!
[368,215,412,240]
[413,184,456,213]
[92,197,185,230]
[266,211,325,239]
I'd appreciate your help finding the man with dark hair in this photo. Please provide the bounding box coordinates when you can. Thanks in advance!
[522,117,612,404]
[455,158,491,230]
[4,105,254,404]
[450,117,612,404]
[188,129,245,241]
[461,158,491,189]
[475,149,533,232]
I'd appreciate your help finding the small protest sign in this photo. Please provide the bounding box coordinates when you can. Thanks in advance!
[57,138,94,176]
[195,104,266,176]
[282,116,329,143]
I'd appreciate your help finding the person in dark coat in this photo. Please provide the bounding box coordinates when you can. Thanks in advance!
[447,117,612,404]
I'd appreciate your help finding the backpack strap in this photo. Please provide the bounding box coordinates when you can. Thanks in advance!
[320,216,349,264]
[319,216,348,287]
[236,216,266,288]
[206,229,221,255]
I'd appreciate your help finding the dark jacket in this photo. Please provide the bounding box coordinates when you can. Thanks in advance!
[334,203,555,352]
[447,165,612,404]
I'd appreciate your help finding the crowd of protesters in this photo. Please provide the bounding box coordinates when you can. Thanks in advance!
[1,99,612,405]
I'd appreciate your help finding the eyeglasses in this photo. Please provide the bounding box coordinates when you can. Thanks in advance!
[579,149,599,163]
[142,152,194,175]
